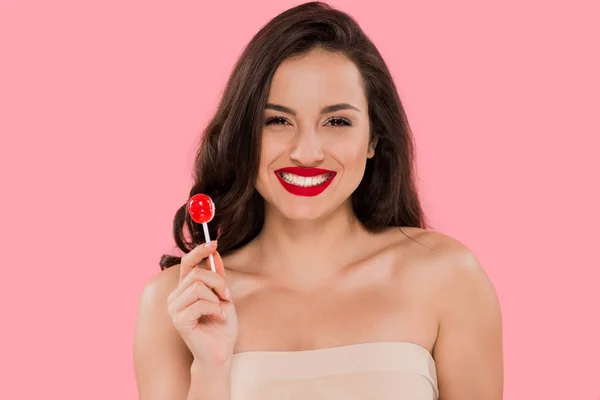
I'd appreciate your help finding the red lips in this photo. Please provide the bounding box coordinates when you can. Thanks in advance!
[274,166,335,177]
[274,166,336,197]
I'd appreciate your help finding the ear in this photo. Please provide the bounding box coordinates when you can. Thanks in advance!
[367,135,379,159]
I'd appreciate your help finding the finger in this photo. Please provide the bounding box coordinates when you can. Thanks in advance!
[168,281,220,313]
[212,251,226,278]
[176,300,225,326]
[209,252,230,302]
[179,241,217,282]
[169,267,228,303]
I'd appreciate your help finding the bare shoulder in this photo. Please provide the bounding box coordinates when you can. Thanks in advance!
[388,227,501,334]
[392,226,473,256]
[390,227,495,293]
[136,264,182,325]
[391,228,503,398]
[140,264,181,304]
[134,264,194,399]
[418,229,498,309]
[135,263,191,348]
[135,263,186,346]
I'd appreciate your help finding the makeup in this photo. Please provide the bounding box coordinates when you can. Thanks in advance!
[274,166,336,197]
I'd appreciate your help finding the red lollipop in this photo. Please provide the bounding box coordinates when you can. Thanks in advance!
[188,193,215,224]
[188,194,216,272]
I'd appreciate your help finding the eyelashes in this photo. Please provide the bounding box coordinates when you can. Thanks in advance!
[264,117,288,126]
[263,116,352,128]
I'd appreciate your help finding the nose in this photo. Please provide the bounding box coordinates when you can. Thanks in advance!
[289,127,325,167]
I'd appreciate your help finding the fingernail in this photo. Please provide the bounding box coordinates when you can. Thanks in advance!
[204,241,215,248]
[221,310,228,320]
[224,287,231,300]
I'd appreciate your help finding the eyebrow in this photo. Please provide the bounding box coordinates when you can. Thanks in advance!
[265,103,361,115]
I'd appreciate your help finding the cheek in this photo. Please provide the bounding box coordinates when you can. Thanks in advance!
[329,137,370,169]
[258,137,283,179]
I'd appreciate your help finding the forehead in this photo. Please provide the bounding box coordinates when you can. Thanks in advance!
[267,50,367,111]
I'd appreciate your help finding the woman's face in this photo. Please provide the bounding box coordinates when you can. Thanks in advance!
[255,49,377,221]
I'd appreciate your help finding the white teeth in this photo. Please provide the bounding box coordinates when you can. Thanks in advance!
[279,172,332,187]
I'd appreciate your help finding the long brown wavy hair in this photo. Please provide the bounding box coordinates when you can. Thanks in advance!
[159,1,429,270]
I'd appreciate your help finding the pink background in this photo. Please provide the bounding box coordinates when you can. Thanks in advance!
[1,0,598,398]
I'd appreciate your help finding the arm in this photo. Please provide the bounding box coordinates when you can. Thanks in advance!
[134,268,194,399]
[133,267,231,400]
[433,251,504,400]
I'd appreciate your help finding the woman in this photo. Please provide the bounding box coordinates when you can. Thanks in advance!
[134,2,503,399]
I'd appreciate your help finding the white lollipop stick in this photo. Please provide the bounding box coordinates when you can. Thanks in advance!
[202,222,216,272]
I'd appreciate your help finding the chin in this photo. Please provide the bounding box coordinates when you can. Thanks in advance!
[257,175,355,222]
[278,203,328,221]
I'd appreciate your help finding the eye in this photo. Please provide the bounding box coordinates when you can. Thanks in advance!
[326,117,352,128]
[264,116,291,126]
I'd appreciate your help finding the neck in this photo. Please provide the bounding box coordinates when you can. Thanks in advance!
[254,200,368,285]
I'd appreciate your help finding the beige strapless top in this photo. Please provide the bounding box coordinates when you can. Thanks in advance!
[230,341,438,399]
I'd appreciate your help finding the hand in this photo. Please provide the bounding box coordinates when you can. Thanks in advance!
[167,241,238,368]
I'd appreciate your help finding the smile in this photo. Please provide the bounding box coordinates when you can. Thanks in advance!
[274,167,336,197]
[277,171,334,187]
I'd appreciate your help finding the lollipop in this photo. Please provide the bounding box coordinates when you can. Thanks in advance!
[188,194,217,272]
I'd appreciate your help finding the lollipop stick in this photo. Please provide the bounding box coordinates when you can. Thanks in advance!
[202,222,216,272]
